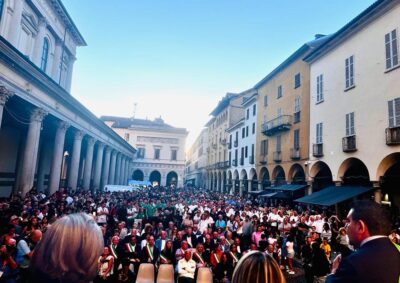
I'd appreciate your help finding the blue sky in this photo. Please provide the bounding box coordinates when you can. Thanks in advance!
[63,0,375,146]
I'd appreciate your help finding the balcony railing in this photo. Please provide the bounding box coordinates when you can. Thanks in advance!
[386,127,400,145]
[232,159,237,166]
[249,156,254,164]
[240,157,244,166]
[290,148,300,160]
[313,143,323,157]
[234,140,238,147]
[273,151,282,162]
[259,155,267,164]
[262,115,293,136]
[342,135,357,152]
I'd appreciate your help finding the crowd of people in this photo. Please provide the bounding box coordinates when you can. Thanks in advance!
[0,185,399,283]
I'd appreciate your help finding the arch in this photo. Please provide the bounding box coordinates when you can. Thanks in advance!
[378,153,400,212]
[376,152,400,180]
[40,37,49,72]
[149,170,161,186]
[259,167,271,188]
[249,168,258,191]
[310,161,333,192]
[166,171,178,186]
[222,171,227,193]
[233,170,240,194]
[218,171,222,192]
[249,168,257,180]
[240,169,248,192]
[338,158,370,186]
[240,169,247,180]
[132,169,144,181]
[233,170,239,180]
[288,163,306,184]
[272,165,285,186]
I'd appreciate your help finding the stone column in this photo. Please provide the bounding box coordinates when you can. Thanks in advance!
[125,158,131,184]
[0,86,13,130]
[108,150,117,184]
[7,0,24,46]
[67,130,84,191]
[93,143,105,191]
[82,137,95,190]
[32,18,47,67]
[36,139,53,192]
[19,108,47,196]
[115,153,121,185]
[48,121,69,195]
[239,180,244,197]
[101,147,112,189]
[119,156,126,185]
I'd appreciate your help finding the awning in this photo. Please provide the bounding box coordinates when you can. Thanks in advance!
[247,190,265,196]
[294,186,372,206]
[260,192,278,198]
[270,184,308,192]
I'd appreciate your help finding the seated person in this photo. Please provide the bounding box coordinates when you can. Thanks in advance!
[177,250,196,283]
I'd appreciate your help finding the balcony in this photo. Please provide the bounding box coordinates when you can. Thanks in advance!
[386,127,400,145]
[232,159,237,166]
[313,143,323,157]
[240,157,244,166]
[273,151,281,162]
[227,142,232,149]
[249,155,254,164]
[234,140,238,147]
[290,148,300,160]
[342,135,357,152]
[262,115,293,136]
[259,155,267,165]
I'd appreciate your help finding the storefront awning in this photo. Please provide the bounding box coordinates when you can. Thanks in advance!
[247,190,265,196]
[294,186,372,206]
[270,184,308,192]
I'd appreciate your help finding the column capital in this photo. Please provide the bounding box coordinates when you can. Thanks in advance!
[56,120,70,132]
[97,142,105,150]
[86,136,96,146]
[73,130,85,140]
[105,146,113,154]
[30,108,48,122]
[0,85,14,106]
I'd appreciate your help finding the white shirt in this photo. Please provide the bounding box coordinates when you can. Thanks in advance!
[177,258,196,279]
[97,207,109,224]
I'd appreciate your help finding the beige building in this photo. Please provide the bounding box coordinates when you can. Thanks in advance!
[303,0,400,212]
[101,116,188,187]
[254,36,330,195]
[0,0,136,197]
[206,92,246,193]
[185,128,208,188]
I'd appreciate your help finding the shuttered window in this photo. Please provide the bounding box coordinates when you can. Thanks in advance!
[388,98,400,127]
[385,29,399,69]
[345,112,355,136]
[294,129,300,149]
[317,74,324,102]
[316,123,323,144]
[345,55,354,88]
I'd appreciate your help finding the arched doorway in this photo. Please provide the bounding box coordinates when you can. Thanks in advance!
[149,170,161,186]
[338,158,371,187]
[132,169,144,181]
[378,153,400,214]
[233,170,239,194]
[166,171,178,186]
[240,169,248,193]
[310,161,333,192]
[227,171,233,194]
[260,167,271,189]
[289,164,306,184]
[272,166,285,186]
[249,168,258,191]
[222,171,227,193]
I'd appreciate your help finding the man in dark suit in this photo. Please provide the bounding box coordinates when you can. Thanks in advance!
[326,200,400,283]
[140,235,159,265]
[183,227,198,249]
[155,230,168,252]
[124,235,141,274]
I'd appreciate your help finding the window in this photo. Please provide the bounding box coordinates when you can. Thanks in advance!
[316,123,323,144]
[294,129,300,149]
[171,149,177,161]
[154,148,160,159]
[295,73,301,88]
[264,95,268,107]
[235,149,238,162]
[388,98,400,127]
[40,38,49,72]
[124,133,130,141]
[245,146,248,158]
[260,139,268,156]
[294,96,301,123]
[277,108,283,125]
[316,74,324,102]
[345,112,355,136]
[242,128,245,138]
[345,55,354,88]
[228,151,231,165]
[246,109,249,119]
[385,29,398,69]
[277,85,282,98]
[246,126,249,137]
[137,148,145,158]
[253,104,256,116]
[276,135,281,151]
[251,144,254,157]
[252,122,255,134]
[241,147,244,159]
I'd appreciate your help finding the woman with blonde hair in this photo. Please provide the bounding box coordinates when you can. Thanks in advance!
[232,250,285,283]
[30,213,104,283]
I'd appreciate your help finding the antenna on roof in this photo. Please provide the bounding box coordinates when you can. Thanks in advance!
[133,102,137,119]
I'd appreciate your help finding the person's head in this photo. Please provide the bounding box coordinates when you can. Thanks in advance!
[112,236,119,245]
[161,230,167,240]
[230,244,237,253]
[130,235,137,245]
[30,230,42,244]
[165,240,173,250]
[196,243,204,253]
[232,251,285,283]
[184,250,192,261]
[31,213,103,283]
[103,246,110,255]
[346,200,391,248]
[181,241,188,250]
[148,235,155,246]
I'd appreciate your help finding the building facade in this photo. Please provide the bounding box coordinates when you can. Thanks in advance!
[304,0,400,211]
[0,0,136,197]
[185,128,208,188]
[226,89,258,196]
[101,116,188,188]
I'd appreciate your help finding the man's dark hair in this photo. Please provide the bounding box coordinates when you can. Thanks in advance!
[350,200,391,236]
